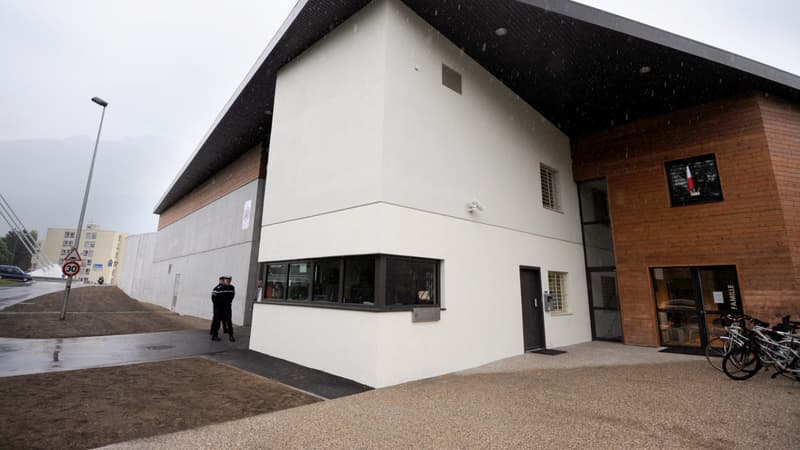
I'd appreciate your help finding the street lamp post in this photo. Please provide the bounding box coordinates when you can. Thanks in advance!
[59,97,109,321]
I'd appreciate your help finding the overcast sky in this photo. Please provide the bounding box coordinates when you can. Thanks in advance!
[0,0,797,238]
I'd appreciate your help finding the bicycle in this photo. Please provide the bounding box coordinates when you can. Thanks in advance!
[705,314,748,372]
[722,316,800,381]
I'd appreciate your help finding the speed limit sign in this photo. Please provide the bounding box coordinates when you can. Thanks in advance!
[62,261,81,278]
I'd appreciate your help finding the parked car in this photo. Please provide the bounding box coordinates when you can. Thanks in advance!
[0,265,33,282]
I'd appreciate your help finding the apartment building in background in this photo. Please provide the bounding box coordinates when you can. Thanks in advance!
[41,224,127,284]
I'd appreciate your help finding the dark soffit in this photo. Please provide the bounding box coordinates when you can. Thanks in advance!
[154,0,800,214]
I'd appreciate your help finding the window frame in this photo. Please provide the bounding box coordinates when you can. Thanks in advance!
[540,163,561,212]
[665,153,724,207]
[383,255,440,310]
[547,271,568,314]
[260,254,441,312]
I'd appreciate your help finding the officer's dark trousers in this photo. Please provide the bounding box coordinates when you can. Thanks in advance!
[222,301,233,336]
[210,301,223,336]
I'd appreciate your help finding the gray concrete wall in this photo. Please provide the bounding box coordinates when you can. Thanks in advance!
[119,179,262,325]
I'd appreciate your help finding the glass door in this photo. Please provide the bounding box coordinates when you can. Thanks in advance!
[578,179,623,341]
[652,266,742,349]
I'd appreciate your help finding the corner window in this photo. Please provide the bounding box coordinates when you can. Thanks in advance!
[266,264,287,299]
[343,256,375,305]
[312,260,340,302]
[262,254,439,311]
[287,263,311,300]
[540,164,560,211]
[385,257,437,306]
[547,271,568,313]
[665,154,723,207]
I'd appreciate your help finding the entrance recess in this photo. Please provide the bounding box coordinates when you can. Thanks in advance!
[652,266,742,349]
[578,179,623,341]
[520,267,545,351]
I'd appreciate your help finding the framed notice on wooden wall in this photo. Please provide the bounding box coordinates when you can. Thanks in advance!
[665,153,723,207]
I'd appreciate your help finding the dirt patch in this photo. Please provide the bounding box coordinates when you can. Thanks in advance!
[4,286,162,312]
[0,286,211,338]
[0,358,320,450]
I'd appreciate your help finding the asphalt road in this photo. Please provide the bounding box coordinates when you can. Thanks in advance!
[0,280,67,310]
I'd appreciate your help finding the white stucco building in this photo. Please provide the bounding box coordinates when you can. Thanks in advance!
[249,0,590,387]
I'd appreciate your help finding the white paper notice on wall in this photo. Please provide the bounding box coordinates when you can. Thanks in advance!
[242,200,252,230]
[713,291,724,304]
[653,268,664,280]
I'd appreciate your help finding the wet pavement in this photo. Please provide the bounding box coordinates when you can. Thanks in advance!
[0,280,67,310]
[0,328,249,377]
[209,349,372,399]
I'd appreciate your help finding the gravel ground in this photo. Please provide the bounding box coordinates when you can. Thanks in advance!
[0,358,320,450]
[106,360,798,449]
[0,286,209,338]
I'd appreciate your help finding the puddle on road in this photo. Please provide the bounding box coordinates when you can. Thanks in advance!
[145,345,175,351]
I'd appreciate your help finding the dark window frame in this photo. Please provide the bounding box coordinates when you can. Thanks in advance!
[384,255,440,310]
[259,254,441,312]
[665,153,724,207]
[650,264,743,349]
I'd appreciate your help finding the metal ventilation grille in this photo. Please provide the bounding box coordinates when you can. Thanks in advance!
[441,64,462,94]
[548,271,568,313]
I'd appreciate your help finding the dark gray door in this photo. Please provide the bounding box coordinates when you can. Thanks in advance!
[520,268,545,351]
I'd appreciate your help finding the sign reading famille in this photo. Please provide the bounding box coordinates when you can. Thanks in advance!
[665,154,723,207]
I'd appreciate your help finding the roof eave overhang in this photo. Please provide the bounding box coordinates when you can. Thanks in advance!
[154,0,800,215]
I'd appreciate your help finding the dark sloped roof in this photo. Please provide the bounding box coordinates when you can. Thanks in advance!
[154,0,800,214]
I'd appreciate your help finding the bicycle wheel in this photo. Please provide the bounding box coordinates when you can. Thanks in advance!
[722,345,761,381]
[705,337,730,372]
[777,339,800,381]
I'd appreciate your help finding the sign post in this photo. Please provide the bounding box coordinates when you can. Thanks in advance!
[60,96,108,321]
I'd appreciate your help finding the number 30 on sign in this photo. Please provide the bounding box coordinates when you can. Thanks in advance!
[62,261,81,278]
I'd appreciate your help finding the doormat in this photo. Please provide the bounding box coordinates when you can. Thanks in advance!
[658,347,705,356]
[528,349,566,356]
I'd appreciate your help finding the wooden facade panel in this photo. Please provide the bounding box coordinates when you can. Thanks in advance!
[759,96,800,294]
[157,144,266,230]
[572,94,798,346]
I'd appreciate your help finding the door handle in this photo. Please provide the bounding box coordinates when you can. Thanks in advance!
[533,298,538,308]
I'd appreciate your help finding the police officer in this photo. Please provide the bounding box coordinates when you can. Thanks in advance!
[210,275,236,341]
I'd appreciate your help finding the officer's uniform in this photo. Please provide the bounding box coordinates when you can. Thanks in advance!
[210,277,235,341]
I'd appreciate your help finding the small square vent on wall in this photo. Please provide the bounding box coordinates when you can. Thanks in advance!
[441,63,462,94]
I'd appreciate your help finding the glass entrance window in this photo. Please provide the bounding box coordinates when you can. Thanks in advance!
[652,266,742,348]
[578,179,623,342]
[583,224,615,267]
[653,268,701,347]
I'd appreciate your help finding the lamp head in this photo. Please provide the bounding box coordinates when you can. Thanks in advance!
[91,97,108,107]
